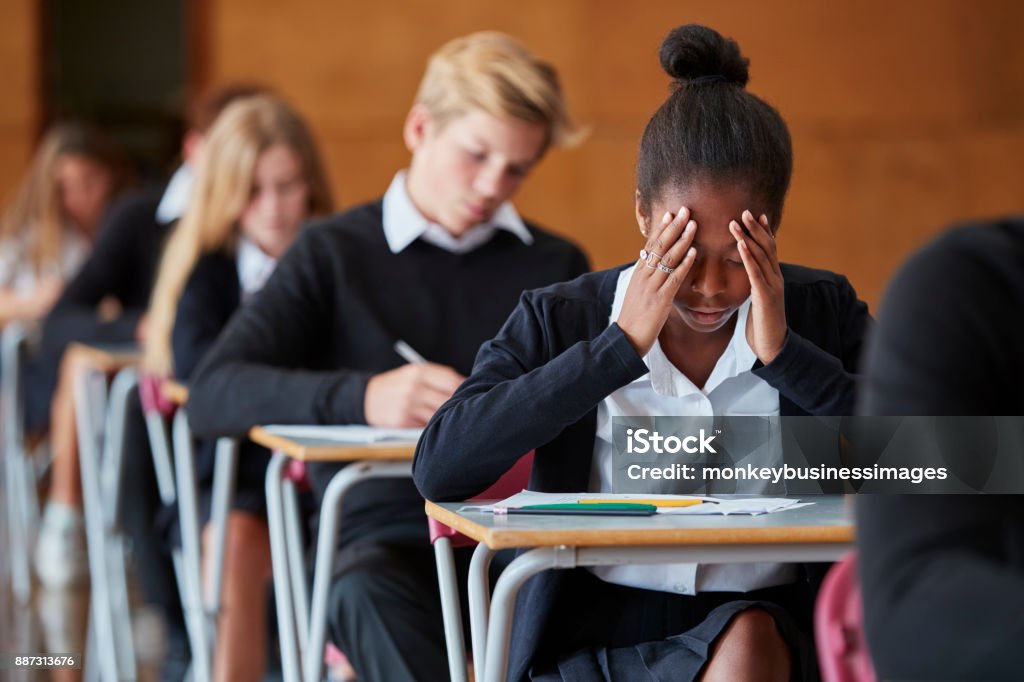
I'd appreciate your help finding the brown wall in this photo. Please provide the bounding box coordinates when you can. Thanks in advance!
[5,1,1024,310]
[203,0,1024,309]
[0,0,38,205]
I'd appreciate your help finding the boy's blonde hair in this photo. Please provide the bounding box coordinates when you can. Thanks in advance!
[144,94,333,375]
[415,31,584,149]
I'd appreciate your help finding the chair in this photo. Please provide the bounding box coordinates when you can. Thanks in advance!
[74,363,139,681]
[139,374,241,682]
[429,452,534,682]
[1,322,39,604]
[814,551,876,682]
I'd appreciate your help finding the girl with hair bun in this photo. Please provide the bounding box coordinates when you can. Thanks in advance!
[416,24,870,681]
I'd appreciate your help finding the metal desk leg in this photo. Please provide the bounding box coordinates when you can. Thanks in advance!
[283,477,310,654]
[483,548,572,682]
[468,543,495,674]
[102,369,139,678]
[144,407,200,682]
[434,536,468,682]
[2,323,36,604]
[206,435,238,655]
[302,460,413,682]
[266,451,301,682]
[74,364,118,681]
[173,409,211,682]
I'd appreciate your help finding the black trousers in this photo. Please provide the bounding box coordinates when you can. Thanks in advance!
[326,540,475,682]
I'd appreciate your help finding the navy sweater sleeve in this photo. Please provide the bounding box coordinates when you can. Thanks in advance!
[186,228,374,438]
[414,285,648,502]
[171,254,239,382]
[755,270,870,415]
[856,223,1024,679]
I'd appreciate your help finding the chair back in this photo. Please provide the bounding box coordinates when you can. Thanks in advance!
[428,451,534,546]
[139,373,176,419]
[814,551,876,682]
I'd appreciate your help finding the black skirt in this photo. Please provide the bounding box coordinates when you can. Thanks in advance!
[530,567,818,681]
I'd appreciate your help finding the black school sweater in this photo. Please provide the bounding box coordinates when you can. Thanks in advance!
[857,221,1024,680]
[187,199,589,546]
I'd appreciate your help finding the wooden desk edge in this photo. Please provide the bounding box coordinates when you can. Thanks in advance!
[249,426,416,462]
[424,500,854,550]
[67,342,141,373]
[162,381,189,406]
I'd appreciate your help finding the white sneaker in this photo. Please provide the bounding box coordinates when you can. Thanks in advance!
[34,502,89,588]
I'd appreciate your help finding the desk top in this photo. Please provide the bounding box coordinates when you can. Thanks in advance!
[162,380,188,406]
[67,342,140,373]
[425,496,854,550]
[249,426,417,462]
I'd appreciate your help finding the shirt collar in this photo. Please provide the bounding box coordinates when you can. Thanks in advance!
[236,236,277,299]
[381,170,533,254]
[156,164,194,224]
[609,264,757,396]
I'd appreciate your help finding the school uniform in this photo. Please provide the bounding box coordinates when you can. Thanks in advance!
[0,224,91,295]
[186,171,589,681]
[170,238,278,522]
[857,220,1024,680]
[414,262,871,681]
[36,170,193,679]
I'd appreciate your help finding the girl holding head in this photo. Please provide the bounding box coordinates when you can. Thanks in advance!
[0,122,125,326]
[415,24,870,680]
[143,93,333,682]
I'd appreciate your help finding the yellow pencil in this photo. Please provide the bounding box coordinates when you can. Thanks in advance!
[578,498,711,508]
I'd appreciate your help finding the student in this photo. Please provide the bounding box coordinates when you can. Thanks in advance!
[143,93,333,682]
[856,220,1024,679]
[0,121,125,327]
[187,31,589,681]
[31,85,262,682]
[414,24,870,682]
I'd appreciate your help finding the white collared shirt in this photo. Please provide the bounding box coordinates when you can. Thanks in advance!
[381,171,533,254]
[156,165,194,225]
[236,236,277,301]
[0,225,90,292]
[589,265,795,595]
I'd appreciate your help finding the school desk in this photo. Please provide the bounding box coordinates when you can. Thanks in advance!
[70,342,140,681]
[425,495,854,682]
[249,425,417,682]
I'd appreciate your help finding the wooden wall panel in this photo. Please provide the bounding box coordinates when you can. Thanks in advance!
[204,0,1024,308]
[0,0,38,203]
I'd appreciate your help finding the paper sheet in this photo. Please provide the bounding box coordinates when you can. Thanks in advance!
[459,490,806,516]
[262,424,422,444]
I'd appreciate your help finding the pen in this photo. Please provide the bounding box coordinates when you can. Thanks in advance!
[578,498,716,507]
[503,503,658,516]
[394,340,427,364]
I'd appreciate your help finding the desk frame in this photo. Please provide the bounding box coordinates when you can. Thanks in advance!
[252,427,415,682]
[72,345,140,682]
[426,498,854,682]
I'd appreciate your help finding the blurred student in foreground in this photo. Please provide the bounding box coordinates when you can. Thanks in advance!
[857,219,1024,680]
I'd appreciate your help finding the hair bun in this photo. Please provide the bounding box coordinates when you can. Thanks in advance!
[659,24,749,88]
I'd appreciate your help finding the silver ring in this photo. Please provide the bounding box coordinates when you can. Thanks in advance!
[657,262,675,274]
[644,250,663,268]
[639,248,648,260]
